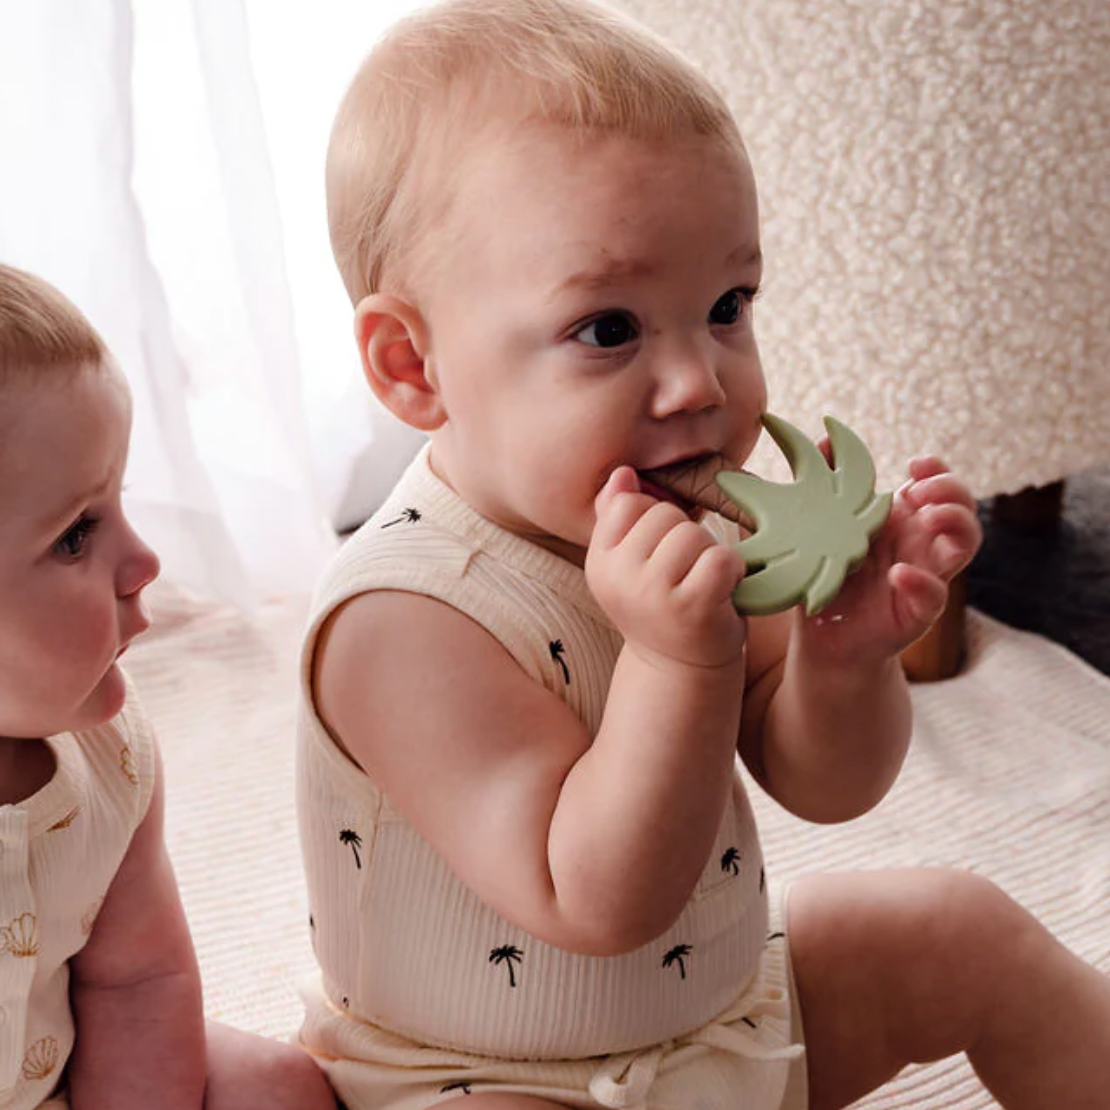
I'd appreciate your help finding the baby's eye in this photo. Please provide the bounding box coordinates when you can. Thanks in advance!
[574,312,640,349]
[709,289,745,326]
[53,515,99,561]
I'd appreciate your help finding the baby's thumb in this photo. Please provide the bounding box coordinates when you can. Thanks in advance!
[595,465,641,510]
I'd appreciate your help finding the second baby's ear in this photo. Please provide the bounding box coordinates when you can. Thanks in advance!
[354,294,445,431]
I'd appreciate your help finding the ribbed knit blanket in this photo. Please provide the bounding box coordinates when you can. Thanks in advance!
[127,588,1109,1108]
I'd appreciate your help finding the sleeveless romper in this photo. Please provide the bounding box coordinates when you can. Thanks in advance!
[0,677,157,1110]
[297,447,806,1110]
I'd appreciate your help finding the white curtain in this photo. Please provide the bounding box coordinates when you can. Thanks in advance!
[0,0,426,604]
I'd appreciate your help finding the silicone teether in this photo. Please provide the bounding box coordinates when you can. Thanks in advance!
[716,413,892,616]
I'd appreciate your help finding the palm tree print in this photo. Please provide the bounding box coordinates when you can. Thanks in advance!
[720,847,742,875]
[759,866,765,894]
[339,828,363,869]
[548,640,570,685]
[662,943,692,980]
[440,1082,473,1095]
[489,944,523,987]
[382,507,422,528]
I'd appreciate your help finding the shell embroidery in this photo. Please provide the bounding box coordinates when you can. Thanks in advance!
[21,1036,59,1082]
[0,913,39,958]
[47,806,81,832]
[119,743,139,786]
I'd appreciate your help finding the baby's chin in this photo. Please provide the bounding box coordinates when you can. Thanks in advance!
[72,662,129,732]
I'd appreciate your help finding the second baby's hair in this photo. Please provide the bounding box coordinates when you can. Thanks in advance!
[0,264,108,388]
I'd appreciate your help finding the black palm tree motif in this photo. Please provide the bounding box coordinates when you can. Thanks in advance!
[489,944,524,987]
[759,866,765,894]
[720,847,742,875]
[549,640,570,685]
[662,943,692,980]
[339,828,363,869]
[767,930,785,943]
[440,1082,473,1096]
[382,507,422,528]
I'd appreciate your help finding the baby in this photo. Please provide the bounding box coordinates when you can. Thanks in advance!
[295,1,1110,1108]
[0,264,336,1110]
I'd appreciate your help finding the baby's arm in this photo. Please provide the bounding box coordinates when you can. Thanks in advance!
[740,456,982,822]
[316,468,749,956]
[68,746,206,1109]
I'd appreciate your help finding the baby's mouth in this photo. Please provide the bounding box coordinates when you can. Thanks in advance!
[639,454,747,524]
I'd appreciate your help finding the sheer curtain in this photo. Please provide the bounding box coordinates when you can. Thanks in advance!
[0,0,426,604]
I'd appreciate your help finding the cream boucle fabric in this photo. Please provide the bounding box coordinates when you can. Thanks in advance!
[129,583,1110,1109]
[619,0,1110,497]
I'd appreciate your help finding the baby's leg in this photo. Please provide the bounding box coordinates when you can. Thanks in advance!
[204,1020,338,1110]
[788,868,1110,1110]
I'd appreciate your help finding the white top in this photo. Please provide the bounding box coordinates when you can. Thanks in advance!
[0,678,156,1109]
[297,447,769,1060]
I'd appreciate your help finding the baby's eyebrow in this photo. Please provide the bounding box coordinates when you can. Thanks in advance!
[557,256,654,293]
[36,473,114,536]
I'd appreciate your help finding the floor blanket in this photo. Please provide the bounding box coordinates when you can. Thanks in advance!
[128,591,1110,1108]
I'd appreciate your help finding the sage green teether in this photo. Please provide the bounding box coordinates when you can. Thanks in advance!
[716,413,892,616]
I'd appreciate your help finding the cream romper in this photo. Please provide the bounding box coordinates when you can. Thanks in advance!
[297,447,807,1110]
[0,677,156,1110]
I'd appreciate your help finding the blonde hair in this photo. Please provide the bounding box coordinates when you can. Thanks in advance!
[326,0,742,302]
[0,264,108,387]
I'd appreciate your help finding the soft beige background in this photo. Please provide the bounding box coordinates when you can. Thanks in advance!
[619,0,1110,498]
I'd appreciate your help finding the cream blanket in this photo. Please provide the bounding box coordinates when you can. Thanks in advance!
[128,587,1110,1108]
[619,0,1110,498]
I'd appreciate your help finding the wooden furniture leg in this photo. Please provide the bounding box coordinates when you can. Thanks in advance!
[992,480,1066,532]
[900,568,968,683]
[900,479,1067,682]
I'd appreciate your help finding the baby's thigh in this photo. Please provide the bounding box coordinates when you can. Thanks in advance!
[787,867,1022,1108]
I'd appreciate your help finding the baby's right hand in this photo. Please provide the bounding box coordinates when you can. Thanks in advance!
[586,467,748,669]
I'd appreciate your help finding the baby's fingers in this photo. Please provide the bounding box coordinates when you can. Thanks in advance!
[888,562,949,640]
[591,467,656,548]
[900,467,977,515]
[915,502,982,579]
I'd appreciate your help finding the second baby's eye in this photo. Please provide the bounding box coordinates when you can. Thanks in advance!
[575,312,639,349]
[708,289,743,326]
[53,515,100,561]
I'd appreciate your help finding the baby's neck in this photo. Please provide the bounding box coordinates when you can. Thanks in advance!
[0,735,56,807]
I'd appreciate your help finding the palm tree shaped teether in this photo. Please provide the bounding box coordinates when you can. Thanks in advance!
[717,413,892,616]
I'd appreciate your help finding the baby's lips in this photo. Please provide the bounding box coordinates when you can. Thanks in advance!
[640,455,745,524]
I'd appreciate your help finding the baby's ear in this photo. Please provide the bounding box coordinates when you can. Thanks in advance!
[354,294,444,430]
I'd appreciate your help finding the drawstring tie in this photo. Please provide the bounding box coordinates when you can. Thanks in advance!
[588,1009,802,1110]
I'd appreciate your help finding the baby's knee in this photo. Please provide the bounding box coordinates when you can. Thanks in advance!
[205,1022,337,1110]
[886,871,1049,1050]
[259,1040,336,1105]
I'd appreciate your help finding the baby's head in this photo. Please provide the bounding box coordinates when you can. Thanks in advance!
[328,0,766,563]
[0,265,159,741]
[327,0,745,302]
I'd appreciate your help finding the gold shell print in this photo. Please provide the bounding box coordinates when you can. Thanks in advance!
[0,913,39,958]
[21,1036,59,1081]
[48,806,81,832]
[119,743,139,786]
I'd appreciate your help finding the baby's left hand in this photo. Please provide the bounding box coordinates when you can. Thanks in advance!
[800,455,982,660]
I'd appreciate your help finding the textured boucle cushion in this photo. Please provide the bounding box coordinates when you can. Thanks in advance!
[619,0,1110,497]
